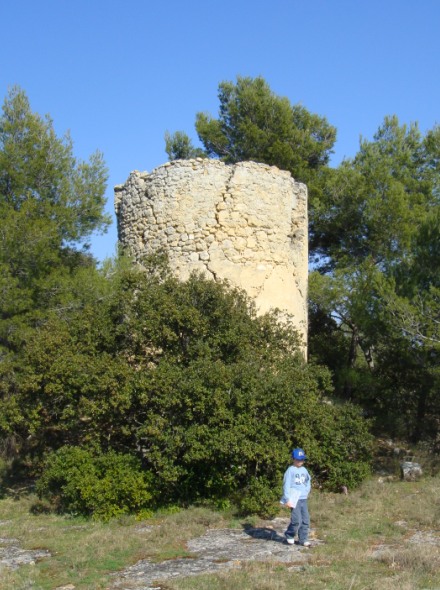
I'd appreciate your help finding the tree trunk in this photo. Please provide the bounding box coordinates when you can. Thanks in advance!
[343,325,358,399]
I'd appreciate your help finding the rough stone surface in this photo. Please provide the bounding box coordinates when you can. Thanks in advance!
[115,159,308,347]
[408,530,440,546]
[400,461,423,481]
[110,517,318,589]
[0,536,50,571]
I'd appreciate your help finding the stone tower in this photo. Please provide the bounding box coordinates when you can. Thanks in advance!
[115,159,308,347]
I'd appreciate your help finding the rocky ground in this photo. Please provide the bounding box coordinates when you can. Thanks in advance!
[0,516,321,589]
[0,524,51,572]
[109,517,320,589]
[1,515,438,590]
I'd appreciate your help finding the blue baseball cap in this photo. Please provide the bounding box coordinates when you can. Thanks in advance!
[292,448,307,460]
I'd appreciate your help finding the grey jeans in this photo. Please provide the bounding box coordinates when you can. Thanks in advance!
[285,499,310,544]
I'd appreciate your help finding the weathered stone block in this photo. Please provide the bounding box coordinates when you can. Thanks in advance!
[400,461,423,481]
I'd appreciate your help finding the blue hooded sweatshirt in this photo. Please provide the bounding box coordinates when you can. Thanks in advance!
[281,465,311,504]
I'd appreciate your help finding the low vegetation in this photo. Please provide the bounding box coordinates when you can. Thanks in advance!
[0,469,439,590]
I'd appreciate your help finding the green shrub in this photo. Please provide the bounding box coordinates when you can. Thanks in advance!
[236,477,279,518]
[293,401,373,492]
[36,446,153,520]
[11,262,373,517]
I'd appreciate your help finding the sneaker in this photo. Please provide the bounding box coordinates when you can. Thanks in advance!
[285,536,295,545]
[300,541,311,547]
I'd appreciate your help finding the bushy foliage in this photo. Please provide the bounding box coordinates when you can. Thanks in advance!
[194,76,336,187]
[11,259,373,517]
[309,117,440,442]
[164,130,206,160]
[36,446,153,520]
[0,87,110,457]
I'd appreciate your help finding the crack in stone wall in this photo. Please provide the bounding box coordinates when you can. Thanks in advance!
[115,159,308,347]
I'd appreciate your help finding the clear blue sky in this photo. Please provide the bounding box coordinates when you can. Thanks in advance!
[1,0,439,261]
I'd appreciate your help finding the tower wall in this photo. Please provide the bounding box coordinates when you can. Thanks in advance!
[115,159,308,346]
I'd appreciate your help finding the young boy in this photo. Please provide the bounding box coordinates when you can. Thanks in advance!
[281,447,311,547]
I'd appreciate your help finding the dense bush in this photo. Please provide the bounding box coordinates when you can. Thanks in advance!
[6,259,373,518]
[36,446,153,520]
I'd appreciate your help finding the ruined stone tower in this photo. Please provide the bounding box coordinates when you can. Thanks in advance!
[115,159,308,347]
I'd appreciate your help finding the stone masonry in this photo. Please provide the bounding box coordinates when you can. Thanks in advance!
[115,159,308,346]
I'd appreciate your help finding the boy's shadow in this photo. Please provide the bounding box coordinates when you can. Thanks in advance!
[242,523,286,544]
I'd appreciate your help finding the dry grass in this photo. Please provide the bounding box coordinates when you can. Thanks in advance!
[374,543,440,574]
[0,499,240,589]
[0,475,439,589]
